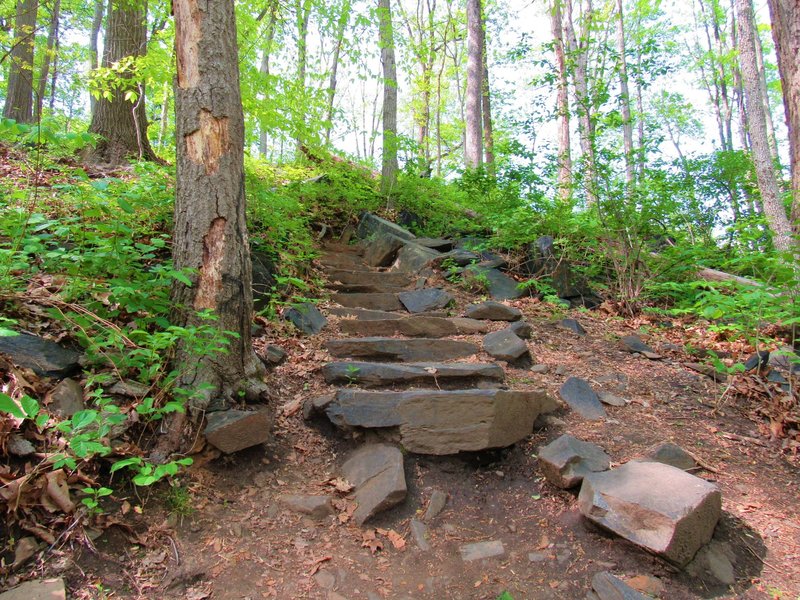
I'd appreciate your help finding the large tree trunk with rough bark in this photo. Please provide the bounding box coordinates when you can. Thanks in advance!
[154,0,267,460]
[551,0,572,201]
[378,0,399,196]
[87,0,157,165]
[736,0,794,252]
[4,0,38,123]
[767,0,800,232]
[479,1,494,172]
[35,0,60,120]
[615,0,634,192]
[464,0,482,168]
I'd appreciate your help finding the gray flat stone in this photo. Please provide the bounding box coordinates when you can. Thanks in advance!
[423,489,448,521]
[460,540,505,562]
[326,388,553,455]
[590,572,649,600]
[508,320,533,339]
[328,308,404,320]
[204,409,271,453]
[483,329,529,362]
[364,233,406,267]
[392,243,442,273]
[303,393,335,420]
[410,518,431,551]
[464,301,522,321]
[538,434,611,488]
[634,442,697,471]
[327,270,413,287]
[559,377,606,420]
[331,293,403,311]
[620,335,661,359]
[278,495,334,519]
[284,303,327,335]
[0,333,81,379]
[438,249,480,267]
[597,391,627,407]
[415,237,453,251]
[463,265,524,300]
[339,316,459,338]
[325,337,479,362]
[0,578,66,600]
[341,444,407,525]
[357,213,416,241]
[559,318,587,336]
[578,462,721,566]
[398,288,453,313]
[450,317,491,334]
[322,362,504,388]
[46,378,85,417]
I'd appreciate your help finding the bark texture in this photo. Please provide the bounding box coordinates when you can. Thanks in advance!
[160,0,266,458]
[615,0,634,191]
[550,0,572,201]
[464,0,483,168]
[378,0,399,195]
[87,0,157,165]
[35,0,60,120]
[736,0,794,252]
[479,1,494,171]
[4,0,39,123]
[767,0,800,231]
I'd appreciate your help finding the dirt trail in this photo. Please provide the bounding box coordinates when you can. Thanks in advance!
[65,242,800,600]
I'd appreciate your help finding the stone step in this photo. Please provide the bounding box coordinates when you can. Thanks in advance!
[325,388,555,455]
[319,253,370,270]
[326,269,414,287]
[328,282,408,294]
[322,361,505,387]
[327,307,404,321]
[338,316,486,338]
[331,292,404,311]
[325,337,479,362]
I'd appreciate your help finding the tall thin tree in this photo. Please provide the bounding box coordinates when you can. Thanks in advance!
[378,0,399,196]
[464,0,483,168]
[550,0,572,201]
[3,0,39,123]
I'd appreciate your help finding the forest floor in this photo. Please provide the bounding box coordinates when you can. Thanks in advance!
[31,261,798,600]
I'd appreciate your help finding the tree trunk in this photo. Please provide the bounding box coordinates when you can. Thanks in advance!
[295,0,312,156]
[258,0,279,157]
[35,0,60,120]
[87,0,157,165]
[551,0,572,201]
[378,0,398,196]
[736,0,794,252]
[157,0,267,460]
[766,0,800,231]
[325,0,352,144]
[753,12,780,166]
[479,1,494,172]
[464,0,482,168]
[615,0,634,191]
[3,0,39,123]
[564,0,597,205]
[89,0,105,116]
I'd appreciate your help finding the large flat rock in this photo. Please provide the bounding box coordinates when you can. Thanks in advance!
[328,307,404,320]
[284,302,327,335]
[331,292,403,311]
[326,389,554,454]
[364,233,406,267]
[559,377,606,420]
[325,337,479,362]
[204,409,271,453]
[578,461,721,566]
[0,333,81,379]
[538,434,611,489]
[392,243,442,273]
[464,301,522,321]
[0,578,66,600]
[326,270,413,287]
[357,213,416,241]
[398,288,453,313]
[322,361,504,388]
[339,316,460,338]
[341,444,407,524]
[483,329,529,361]
[464,265,525,300]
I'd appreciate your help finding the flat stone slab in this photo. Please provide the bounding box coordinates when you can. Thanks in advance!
[328,282,406,294]
[450,317,491,334]
[589,572,649,600]
[633,441,698,471]
[508,321,533,339]
[364,233,406,267]
[464,265,524,300]
[538,434,611,488]
[578,461,721,566]
[410,518,431,551]
[357,213,416,241]
[339,316,459,338]
[560,377,606,420]
[327,270,413,287]
[45,378,85,417]
[0,333,81,379]
[483,329,528,361]
[331,292,403,311]
[620,335,661,359]
[415,237,453,251]
[322,361,504,388]
[460,540,505,562]
[326,388,553,454]
[559,318,587,336]
[204,409,271,453]
[341,444,407,525]
[392,243,441,273]
[464,301,522,321]
[423,489,448,521]
[325,337,479,362]
[398,288,453,313]
[284,303,327,335]
[278,494,334,519]
[0,578,66,600]
[328,308,404,321]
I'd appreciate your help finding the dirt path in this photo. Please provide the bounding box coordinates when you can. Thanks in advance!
[62,243,800,600]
